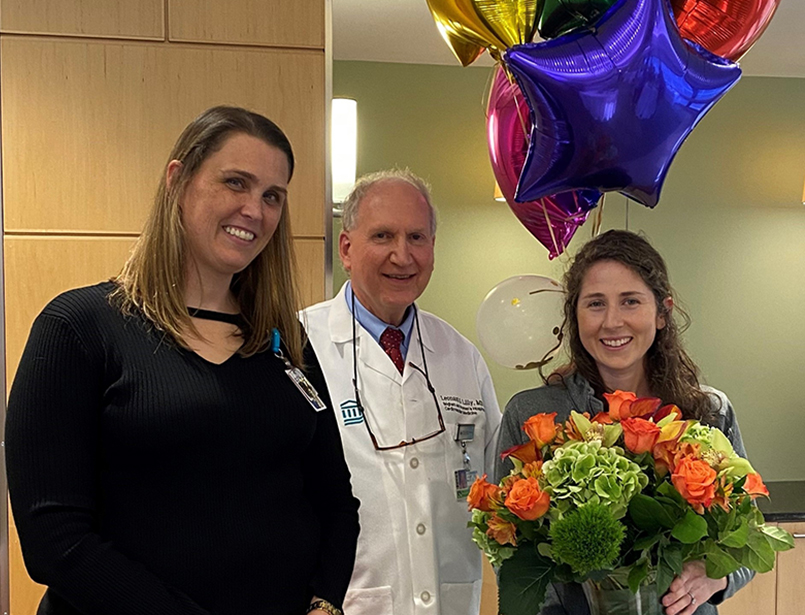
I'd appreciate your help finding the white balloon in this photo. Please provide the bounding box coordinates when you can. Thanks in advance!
[476,275,565,370]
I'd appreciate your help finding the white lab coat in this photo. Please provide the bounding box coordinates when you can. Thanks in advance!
[302,284,501,615]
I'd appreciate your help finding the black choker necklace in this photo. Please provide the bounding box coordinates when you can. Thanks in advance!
[187,307,244,327]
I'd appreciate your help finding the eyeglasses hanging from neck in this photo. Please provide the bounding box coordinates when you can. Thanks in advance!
[350,291,446,451]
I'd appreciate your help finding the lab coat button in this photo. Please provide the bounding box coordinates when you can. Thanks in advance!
[410,457,419,469]
[421,590,431,602]
[416,523,426,535]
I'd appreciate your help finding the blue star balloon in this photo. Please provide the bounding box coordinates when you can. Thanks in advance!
[503,0,742,208]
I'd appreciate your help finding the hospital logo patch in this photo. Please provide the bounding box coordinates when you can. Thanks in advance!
[340,399,364,426]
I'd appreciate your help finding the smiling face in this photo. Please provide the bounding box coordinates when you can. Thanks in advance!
[576,260,667,395]
[173,132,291,288]
[339,179,435,326]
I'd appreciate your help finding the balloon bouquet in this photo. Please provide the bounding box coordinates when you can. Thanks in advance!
[427,0,781,259]
[427,0,781,369]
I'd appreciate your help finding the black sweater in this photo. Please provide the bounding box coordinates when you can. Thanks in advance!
[6,282,360,615]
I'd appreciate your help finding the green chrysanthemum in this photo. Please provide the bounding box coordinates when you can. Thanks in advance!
[549,503,626,576]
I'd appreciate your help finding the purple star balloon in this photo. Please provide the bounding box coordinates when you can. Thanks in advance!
[503,0,742,208]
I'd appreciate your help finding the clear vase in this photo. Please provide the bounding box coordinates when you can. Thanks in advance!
[582,580,662,615]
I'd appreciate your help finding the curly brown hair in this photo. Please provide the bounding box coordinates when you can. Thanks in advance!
[548,230,716,423]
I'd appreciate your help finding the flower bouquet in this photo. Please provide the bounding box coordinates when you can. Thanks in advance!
[468,391,794,615]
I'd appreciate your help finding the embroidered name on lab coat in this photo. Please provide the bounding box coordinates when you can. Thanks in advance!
[440,396,484,415]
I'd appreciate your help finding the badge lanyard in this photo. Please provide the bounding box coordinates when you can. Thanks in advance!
[454,423,477,500]
[349,293,477,499]
[271,328,327,412]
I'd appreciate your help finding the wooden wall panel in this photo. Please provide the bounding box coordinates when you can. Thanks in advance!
[777,521,805,615]
[296,238,326,308]
[0,0,164,39]
[168,0,324,48]
[1,37,326,236]
[720,567,777,615]
[3,236,136,381]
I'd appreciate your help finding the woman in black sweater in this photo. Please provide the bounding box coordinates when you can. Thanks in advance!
[6,106,360,615]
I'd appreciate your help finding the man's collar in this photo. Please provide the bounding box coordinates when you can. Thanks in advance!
[344,281,415,342]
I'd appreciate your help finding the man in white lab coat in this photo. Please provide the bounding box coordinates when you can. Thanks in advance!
[302,169,501,615]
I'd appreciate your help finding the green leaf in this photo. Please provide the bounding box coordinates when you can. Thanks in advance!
[498,545,555,615]
[745,531,776,573]
[518,521,537,542]
[704,544,742,578]
[672,510,709,544]
[657,559,675,596]
[719,518,749,548]
[657,481,686,507]
[633,534,661,551]
[759,525,795,552]
[628,559,649,594]
[537,542,553,559]
[629,494,676,531]
[662,544,684,576]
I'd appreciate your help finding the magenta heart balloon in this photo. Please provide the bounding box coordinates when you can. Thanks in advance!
[487,66,600,259]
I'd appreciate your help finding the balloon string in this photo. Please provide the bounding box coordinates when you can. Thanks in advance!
[482,65,498,118]
[542,198,561,256]
[592,193,606,237]
[510,85,530,145]
[625,196,630,230]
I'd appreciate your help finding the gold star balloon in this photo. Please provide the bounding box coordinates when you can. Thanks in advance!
[426,0,539,66]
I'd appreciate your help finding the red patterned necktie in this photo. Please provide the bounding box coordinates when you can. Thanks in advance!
[379,327,405,374]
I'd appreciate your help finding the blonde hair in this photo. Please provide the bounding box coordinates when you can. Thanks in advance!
[113,106,304,366]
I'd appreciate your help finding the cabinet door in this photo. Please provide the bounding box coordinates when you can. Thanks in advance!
[719,566,777,615]
[777,521,805,615]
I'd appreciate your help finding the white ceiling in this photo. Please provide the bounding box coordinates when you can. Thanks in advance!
[332,0,805,78]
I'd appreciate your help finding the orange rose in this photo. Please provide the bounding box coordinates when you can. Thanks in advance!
[499,440,541,465]
[621,417,661,454]
[466,474,501,512]
[523,413,558,448]
[486,513,517,546]
[604,390,637,420]
[672,456,717,513]
[744,473,769,499]
[504,477,550,521]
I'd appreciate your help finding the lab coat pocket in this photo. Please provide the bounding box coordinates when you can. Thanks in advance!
[343,585,394,615]
[439,580,483,615]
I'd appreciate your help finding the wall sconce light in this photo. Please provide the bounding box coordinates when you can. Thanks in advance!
[494,181,506,202]
[332,98,357,209]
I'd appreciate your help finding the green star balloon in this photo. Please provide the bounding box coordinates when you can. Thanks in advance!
[537,0,617,39]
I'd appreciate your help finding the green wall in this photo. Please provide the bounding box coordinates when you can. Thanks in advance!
[331,60,805,481]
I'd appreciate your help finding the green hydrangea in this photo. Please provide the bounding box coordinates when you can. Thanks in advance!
[469,509,515,567]
[541,441,648,518]
[549,502,626,575]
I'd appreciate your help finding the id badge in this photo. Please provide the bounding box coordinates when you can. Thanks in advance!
[455,469,478,500]
[285,366,327,412]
